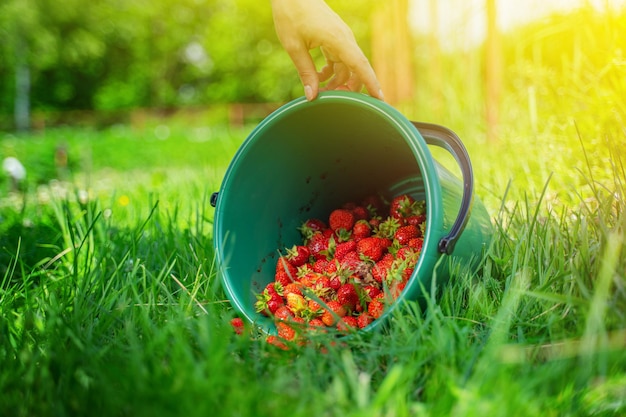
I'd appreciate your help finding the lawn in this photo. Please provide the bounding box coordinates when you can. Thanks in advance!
[1,95,624,416]
[2,16,626,414]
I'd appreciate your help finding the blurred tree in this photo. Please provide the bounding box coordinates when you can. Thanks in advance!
[0,0,376,127]
[485,0,501,143]
[371,0,415,106]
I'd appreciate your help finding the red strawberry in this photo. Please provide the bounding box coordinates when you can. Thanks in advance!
[329,209,355,232]
[351,206,369,221]
[312,258,330,273]
[275,257,298,285]
[230,317,245,335]
[389,194,416,221]
[361,194,385,216]
[337,282,359,310]
[356,237,388,262]
[337,316,358,331]
[394,225,420,246]
[329,275,342,291]
[335,240,357,261]
[267,293,284,315]
[299,218,327,241]
[255,289,284,316]
[321,300,346,326]
[369,217,382,230]
[277,321,297,341]
[372,254,393,283]
[283,282,303,298]
[274,305,294,322]
[339,251,365,275]
[363,285,382,300]
[286,245,310,267]
[367,294,386,319]
[266,335,289,350]
[357,313,374,329]
[408,237,424,252]
[390,280,407,299]
[406,214,426,229]
[308,318,326,329]
[352,219,371,241]
[307,232,330,261]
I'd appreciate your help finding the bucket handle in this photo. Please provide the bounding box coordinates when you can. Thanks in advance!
[412,121,474,255]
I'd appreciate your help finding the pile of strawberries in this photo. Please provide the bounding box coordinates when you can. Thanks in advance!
[249,193,427,346]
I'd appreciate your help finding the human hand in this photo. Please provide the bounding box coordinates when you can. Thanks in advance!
[271,0,384,101]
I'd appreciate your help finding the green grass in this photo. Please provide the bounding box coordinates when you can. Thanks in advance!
[2,9,626,415]
[1,113,624,416]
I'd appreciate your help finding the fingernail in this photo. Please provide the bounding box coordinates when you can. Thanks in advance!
[378,89,385,101]
[304,85,314,101]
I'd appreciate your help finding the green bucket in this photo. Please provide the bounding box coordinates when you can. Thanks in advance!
[210,91,492,333]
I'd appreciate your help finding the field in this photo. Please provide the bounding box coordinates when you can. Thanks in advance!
[2,10,626,417]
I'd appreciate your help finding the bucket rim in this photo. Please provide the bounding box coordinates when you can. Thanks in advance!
[213,91,445,333]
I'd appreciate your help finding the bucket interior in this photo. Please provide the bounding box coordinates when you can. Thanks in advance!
[213,93,441,331]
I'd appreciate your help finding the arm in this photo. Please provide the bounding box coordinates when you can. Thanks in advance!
[271,0,384,101]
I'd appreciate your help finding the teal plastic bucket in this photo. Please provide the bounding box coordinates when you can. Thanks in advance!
[211,91,492,333]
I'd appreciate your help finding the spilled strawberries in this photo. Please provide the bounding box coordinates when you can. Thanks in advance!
[233,193,427,348]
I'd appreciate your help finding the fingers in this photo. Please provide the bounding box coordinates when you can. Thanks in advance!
[319,42,384,100]
[284,43,320,101]
[339,46,384,100]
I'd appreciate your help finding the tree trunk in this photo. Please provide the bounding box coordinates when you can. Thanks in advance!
[485,0,501,143]
[14,35,31,131]
[371,0,415,106]
[428,0,442,118]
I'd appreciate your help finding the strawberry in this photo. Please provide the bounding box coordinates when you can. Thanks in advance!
[337,316,358,332]
[267,294,284,315]
[390,280,407,299]
[266,335,289,350]
[389,194,416,221]
[407,237,424,252]
[309,318,325,327]
[339,251,366,275]
[273,305,294,322]
[230,317,245,335]
[406,214,426,229]
[286,244,310,267]
[337,282,359,310]
[363,285,382,301]
[283,282,303,298]
[299,218,327,241]
[368,217,382,230]
[275,257,298,286]
[357,313,374,329]
[277,321,297,341]
[352,219,371,241]
[255,289,284,316]
[334,240,357,261]
[329,275,342,291]
[312,258,330,274]
[361,194,385,216]
[372,254,393,283]
[367,294,386,319]
[321,300,346,326]
[307,232,330,261]
[395,247,420,266]
[356,237,388,262]
[329,209,355,232]
[286,292,307,316]
[376,217,401,239]
[395,225,420,246]
[351,205,369,221]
